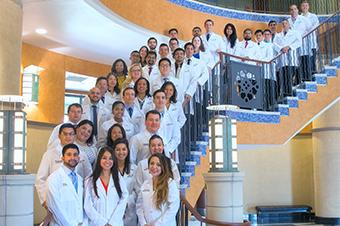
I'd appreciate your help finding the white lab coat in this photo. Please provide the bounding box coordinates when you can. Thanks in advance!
[135,158,180,194]
[195,51,215,71]
[259,41,276,80]
[150,74,184,102]
[104,90,121,112]
[201,32,224,64]
[166,102,186,128]
[121,164,138,226]
[74,140,98,167]
[129,129,164,165]
[302,12,319,50]
[81,101,111,134]
[136,178,180,226]
[123,103,145,134]
[134,96,154,114]
[288,15,312,56]
[273,29,302,67]
[142,64,160,82]
[234,40,261,65]
[98,117,136,147]
[84,175,129,226]
[46,120,77,149]
[222,36,239,55]
[46,165,84,226]
[35,143,93,204]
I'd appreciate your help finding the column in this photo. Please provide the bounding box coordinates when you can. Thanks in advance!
[312,100,340,225]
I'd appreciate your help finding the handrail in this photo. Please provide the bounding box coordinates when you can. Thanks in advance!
[180,193,251,226]
[217,10,340,65]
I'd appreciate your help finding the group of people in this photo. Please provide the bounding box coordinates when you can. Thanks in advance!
[35,1,320,225]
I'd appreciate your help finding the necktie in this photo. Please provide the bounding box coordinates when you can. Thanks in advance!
[92,105,98,136]
[101,96,105,103]
[128,107,133,117]
[245,41,248,48]
[160,112,164,118]
[284,31,287,36]
[206,33,211,41]
[69,171,78,193]
[163,77,169,83]
[148,66,152,75]
[187,59,191,65]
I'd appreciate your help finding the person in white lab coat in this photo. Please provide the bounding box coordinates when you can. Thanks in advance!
[121,64,143,91]
[139,46,149,67]
[35,123,92,209]
[98,101,136,147]
[122,87,145,134]
[134,77,154,114]
[192,35,215,70]
[82,77,108,111]
[201,19,224,65]
[47,103,83,148]
[129,110,165,165]
[136,153,180,226]
[234,28,261,65]
[82,87,111,138]
[273,19,302,99]
[147,37,158,52]
[222,23,239,55]
[169,38,180,54]
[104,73,121,112]
[161,81,186,128]
[74,119,97,166]
[46,144,85,226]
[106,124,127,148]
[113,138,138,226]
[135,135,180,195]
[142,51,159,82]
[84,146,129,226]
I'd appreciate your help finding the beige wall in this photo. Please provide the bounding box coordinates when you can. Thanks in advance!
[26,122,54,224]
[239,135,314,212]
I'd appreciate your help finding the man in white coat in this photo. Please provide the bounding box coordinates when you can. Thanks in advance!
[142,51,159,82]
[129,110,165,164]
[122,87,145,133]
[46,143,85,226]
[82,87,110,138]
[35,123,92,208]
[47,103,82,148]
[234,28,261,65]
[201,19,224,65]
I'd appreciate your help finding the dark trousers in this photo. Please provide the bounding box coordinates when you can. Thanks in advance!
[310,48,317,74]
[277,66,298,101]
[264,79,277,111]
[300,55,312,82]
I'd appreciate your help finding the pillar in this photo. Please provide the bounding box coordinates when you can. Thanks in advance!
[312,100,340,224]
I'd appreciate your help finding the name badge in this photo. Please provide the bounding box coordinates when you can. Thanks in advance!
[55,160,62,163]
[62,183,68,187]
[143,143,149,146]
[142,189,150,192]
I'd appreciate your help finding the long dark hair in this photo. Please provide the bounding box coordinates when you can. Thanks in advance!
[76,119,94,146]
[112,138,131,175]
[134,77,151,97]
[161,81,177,103]
[223,23,237,48]
[192,35,205,52]
[106,124,127,147]
[106,72,121,94]
[111,59,128,76]
[92,147,123,199]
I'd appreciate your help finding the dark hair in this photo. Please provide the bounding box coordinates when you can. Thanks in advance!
[255,29,263,35]
[268,20,277,26]
[160,81,177,103]
[111,59,128,76]
[281,18,289,23]
[223,23,238,48]
[62,143,79,156]
[147,37,158,44]
[130,50,139,55]
[152,89,165,99]
[169,38,179,45]
[243,28,252,34]
[192,35,205,52]
[204,19,214,25]
[76,120,94,145]
[168,28,178,34]
[106,72,121,94]
[107,124,127,147]
[192,26,201,32]
[112,138,131,175]
[134,77,151,97]
[146,110,161,121]
[146,51,157,58]
[96,76,107,86]
[122,87,135,97]
[158,58,172,67]
[59,123,76,135]
[263,29,272,34]
[92,147,123,199]
[67,103,83,114]
[112,100,125,111]
[149,134,164,146]
[139,46,149,54]
[173,47,185,56]
[184,42,194,50]
[159,43,169,49]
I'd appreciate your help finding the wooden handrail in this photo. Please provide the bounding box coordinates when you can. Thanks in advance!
[180,193,251,226]
[216,10,340,65]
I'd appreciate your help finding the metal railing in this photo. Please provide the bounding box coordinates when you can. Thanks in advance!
[195,0,340,15]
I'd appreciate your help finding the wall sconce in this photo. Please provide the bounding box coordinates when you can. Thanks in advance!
[207,105,238,172]
[0,96,27,174]
[22,65,44,104]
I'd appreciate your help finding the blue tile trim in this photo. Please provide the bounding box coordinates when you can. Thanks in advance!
[324,66,337,77]
[167,0,329,22]
[277,104,289,116]
[304,82,318,92]
[314,74,328,85]
[332,59,340,69]
[219,109,281,124]
[284,97,299,108]
[295,89,308,100]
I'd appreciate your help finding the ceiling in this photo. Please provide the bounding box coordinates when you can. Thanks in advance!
[22,0,169,65]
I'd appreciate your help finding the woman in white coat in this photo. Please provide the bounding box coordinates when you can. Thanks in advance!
[113,138,138,226]
[84,147,128,226]
[135,134,180,194]
[136,153,180,226]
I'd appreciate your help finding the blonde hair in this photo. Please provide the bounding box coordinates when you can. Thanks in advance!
[121,63,143,90]
[148,153,172,210]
